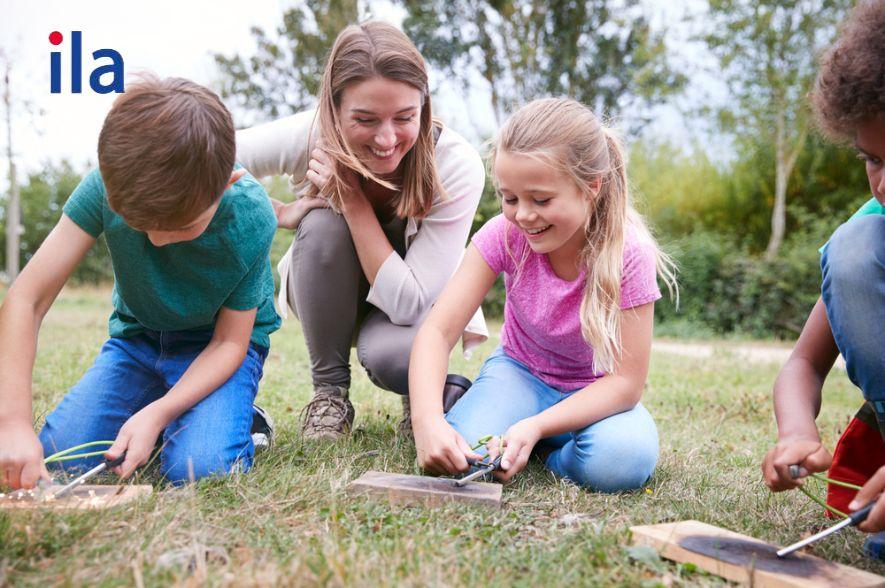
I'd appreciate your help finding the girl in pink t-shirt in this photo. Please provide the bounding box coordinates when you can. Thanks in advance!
[408,98,675,491]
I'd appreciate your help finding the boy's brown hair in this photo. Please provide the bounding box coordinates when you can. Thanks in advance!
[97,74,236,230]
[811,0,885,143]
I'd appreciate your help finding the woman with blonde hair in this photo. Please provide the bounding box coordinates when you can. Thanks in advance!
[237,21,486,439]
[409,98,675,490]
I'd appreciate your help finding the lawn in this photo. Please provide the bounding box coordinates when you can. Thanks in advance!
[1,285,883,586]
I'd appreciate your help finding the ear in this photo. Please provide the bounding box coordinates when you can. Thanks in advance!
[226,168,247,190]
[587,177,602,198]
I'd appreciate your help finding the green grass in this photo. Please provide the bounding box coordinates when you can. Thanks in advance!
[2,285,883,586]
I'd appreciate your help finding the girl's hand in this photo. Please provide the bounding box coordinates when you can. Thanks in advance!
[852,466,885,533]
[271,197,329,230]
[413,415,480,475]
[106,404,168,480]
[761,436,832,491]
[488,418,542,482]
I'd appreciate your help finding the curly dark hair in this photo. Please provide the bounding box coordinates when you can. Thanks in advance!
[811,0,885,143]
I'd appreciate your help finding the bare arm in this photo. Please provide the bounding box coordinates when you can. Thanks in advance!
[762,297,839,491]
[409,245,497,474]
[107,305,257,478]
[492,302,655,481]
[0,215,95,488]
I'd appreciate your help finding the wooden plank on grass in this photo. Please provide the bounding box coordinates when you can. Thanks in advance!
[630,520,885,588]
[0,484,152,511]
[347,470,502,508]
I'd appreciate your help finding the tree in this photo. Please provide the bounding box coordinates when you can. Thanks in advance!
[703,0,851,260]
[1,51,21,283]
[213,0,364,125]
[401,0,686,126]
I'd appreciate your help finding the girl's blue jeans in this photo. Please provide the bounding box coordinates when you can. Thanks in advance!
[821,214,885,434]
[39,330,267,484]
[445,347,658,492]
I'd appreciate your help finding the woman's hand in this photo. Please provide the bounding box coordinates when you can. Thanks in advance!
[488,418,542,482]
[271,197,329,230]
[305,147,362,210]
[852,466,885,533]
[413,414,480,475]
[761,436,833,491]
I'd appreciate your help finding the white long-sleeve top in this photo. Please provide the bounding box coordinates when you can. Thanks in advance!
[236,110,489,355]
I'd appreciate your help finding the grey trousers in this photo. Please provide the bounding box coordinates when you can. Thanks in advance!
[288,208,418,395]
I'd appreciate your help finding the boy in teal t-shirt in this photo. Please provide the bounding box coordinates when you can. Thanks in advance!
[0,75,281,488]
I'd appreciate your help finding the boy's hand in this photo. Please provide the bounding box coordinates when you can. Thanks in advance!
[761,437,832,491]
[270,197,329,230]
[0,420,50,490]
[488,418,542,482]
[106,404,168,479]
[852,466,885,533]
[414,415,480,475]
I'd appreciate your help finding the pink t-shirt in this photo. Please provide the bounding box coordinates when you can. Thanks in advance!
[471,214,662,391]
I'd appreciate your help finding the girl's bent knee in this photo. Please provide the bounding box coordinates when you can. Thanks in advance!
[161,451,252,485]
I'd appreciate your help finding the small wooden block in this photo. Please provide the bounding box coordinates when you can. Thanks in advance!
[347,470,502,508]
[630,520,885,588]
[0,484,152,511]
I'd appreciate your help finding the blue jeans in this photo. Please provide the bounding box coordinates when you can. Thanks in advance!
[821,214,885,433]
[445,347,659,492]
[39,331,268,484]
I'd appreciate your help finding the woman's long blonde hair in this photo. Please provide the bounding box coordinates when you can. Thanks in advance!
[491,98,677,374]
[307,21,443,219]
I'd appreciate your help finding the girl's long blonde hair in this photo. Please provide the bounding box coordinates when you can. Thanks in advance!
[307,21,443,219]
[491,98,677,374]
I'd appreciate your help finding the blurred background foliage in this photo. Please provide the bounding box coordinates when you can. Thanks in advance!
[2,0,872,339]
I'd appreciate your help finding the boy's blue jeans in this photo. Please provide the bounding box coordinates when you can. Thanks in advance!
[821,214,885,433]
[445,347,658,492]
[39,330,267,484]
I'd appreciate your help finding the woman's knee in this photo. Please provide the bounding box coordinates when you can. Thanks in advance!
[294,208,355,268]
[357,332,411,395]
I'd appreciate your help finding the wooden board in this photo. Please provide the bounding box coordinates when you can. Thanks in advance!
[0,484,152,511]
[347,471,502,508]
[630,520,885,588]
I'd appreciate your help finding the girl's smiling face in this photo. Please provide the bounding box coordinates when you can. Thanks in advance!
[856,115,885,206]
[494,150,593,258]
[337,76,422,178]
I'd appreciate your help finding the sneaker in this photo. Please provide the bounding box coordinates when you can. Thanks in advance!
[442,374,472,413]
[251,404,275,451]
[398,395,413,439]
[300,385,355,440]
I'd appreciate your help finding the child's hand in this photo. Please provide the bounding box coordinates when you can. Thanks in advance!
[106,404,168,479]
[0,420,50,489]
[270,197,329,230]
[761,437,832,491]
[488,418,542,482]
[414,415,480,475]
[852,466,885,533]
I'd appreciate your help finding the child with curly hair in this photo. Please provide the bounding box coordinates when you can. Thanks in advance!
[761,0,885,558]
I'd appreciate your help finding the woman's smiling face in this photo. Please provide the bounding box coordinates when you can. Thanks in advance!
[337,76,422,178]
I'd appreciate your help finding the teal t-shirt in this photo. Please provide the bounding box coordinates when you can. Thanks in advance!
[63,168,281,348]
[820,197,885,254]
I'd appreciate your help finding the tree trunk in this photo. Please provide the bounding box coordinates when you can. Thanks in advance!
[765,110,806,261]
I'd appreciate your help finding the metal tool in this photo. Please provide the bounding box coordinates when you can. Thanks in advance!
[49,451,127,500]
[455,455,502,487]
[777,499,876,558]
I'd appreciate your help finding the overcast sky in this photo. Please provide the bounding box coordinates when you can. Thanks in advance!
[2,0,713,183]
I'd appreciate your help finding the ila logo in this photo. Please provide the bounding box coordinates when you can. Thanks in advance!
[50,31,124,94]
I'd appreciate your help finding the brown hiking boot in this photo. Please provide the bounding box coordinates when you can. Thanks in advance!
[398,395,413,439]
[300,385,355,440]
